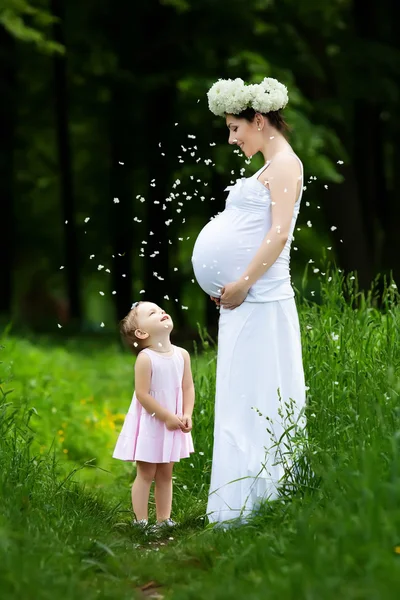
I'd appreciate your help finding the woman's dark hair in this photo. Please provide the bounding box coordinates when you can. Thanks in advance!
[235,107,290,134]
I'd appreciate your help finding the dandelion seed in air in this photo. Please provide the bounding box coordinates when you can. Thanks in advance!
[331,226,337,231]
[57,324,62,329]
[99,291,104,296]
[113,198,120,203]
[337,160,344,165]
[119,161,124,165]
[84,217,90,223]
[60,266,64,270]
[313,268,319,273]
[112,291,116,295]
[98,265,104,271]
[65,220,68,224]
[324,185,328,189]
[139,289,145,294]
[307,221,312,227]
[306,202,310,207]
[100,322,105,328]
[90,254,95,259]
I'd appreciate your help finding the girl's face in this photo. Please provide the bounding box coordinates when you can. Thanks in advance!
[226,114,261,158]
[135,302,173,339]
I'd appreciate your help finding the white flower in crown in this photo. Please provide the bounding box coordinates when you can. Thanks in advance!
[207,77,288,116]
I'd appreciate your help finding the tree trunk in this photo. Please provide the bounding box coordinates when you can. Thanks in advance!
[109,84,134,321]
[51,0,81,321]
[0,28,15,316]
[143,87,176,310]
[380,0,400,283]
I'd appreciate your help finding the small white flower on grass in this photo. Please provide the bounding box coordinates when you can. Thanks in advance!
[97,265,104,271]
[331,333,339,341]
[331,226,337,231]
[199,451,204,456]
[392,283,397,289]
[113,198,120,203]
[306,325,313,330]
[57,324,62,328]
[182,485,188,490]
[119,161,124,165]
[324,185,328,189]
[99,291,104,296]
[100,322,105,328]
[313,268,319,274]
[307,220,312,227]
[182,306,188,310]
[139,289,145,294]
[60,266,64,270]
[311,291,315,296]
[337,160,344,165]
[84,217,90,223]
[90,254,95,259]
[112,291,116,295]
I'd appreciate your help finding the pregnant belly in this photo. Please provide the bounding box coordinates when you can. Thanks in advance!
[191,211,264,297]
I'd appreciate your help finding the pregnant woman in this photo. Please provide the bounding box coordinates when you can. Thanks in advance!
[192,77,306,524]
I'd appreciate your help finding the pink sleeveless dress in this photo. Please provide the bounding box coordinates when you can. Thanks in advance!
[113,346,194,463]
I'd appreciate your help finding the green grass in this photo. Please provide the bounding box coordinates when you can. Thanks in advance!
[1,270,400,599]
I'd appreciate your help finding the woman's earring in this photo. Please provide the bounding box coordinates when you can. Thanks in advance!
[257,127,261,131]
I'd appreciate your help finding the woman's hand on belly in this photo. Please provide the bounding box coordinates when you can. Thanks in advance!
[220,280,250,310]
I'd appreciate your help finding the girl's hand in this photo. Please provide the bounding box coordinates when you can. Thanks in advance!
[220,280,250,310]
[181,414,193,433]
[165,414,184,431]
[210,295,221,307]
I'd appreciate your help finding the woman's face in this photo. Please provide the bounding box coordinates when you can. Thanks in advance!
[226,114,261,158]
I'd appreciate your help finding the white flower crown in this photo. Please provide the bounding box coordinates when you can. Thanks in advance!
[207,77,289,117]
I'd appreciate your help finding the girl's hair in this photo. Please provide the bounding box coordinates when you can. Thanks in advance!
[120,302,146,355]
[236,107,290,134]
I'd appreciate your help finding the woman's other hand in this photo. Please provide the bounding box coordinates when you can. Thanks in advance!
[220,280,250,310]
[210,295,221,306]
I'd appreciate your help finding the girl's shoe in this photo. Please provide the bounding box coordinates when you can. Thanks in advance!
[132,519,148,529]
[157,518,177,528]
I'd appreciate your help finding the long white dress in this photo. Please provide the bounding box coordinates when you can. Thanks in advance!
[192,156,306,523]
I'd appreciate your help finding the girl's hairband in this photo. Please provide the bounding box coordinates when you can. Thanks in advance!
[131,301,139,310]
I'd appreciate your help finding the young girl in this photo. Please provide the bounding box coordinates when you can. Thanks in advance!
[113,300,195,528]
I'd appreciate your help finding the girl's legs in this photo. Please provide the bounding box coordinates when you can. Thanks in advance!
[131,461,157,521]
[154,462,174,522]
